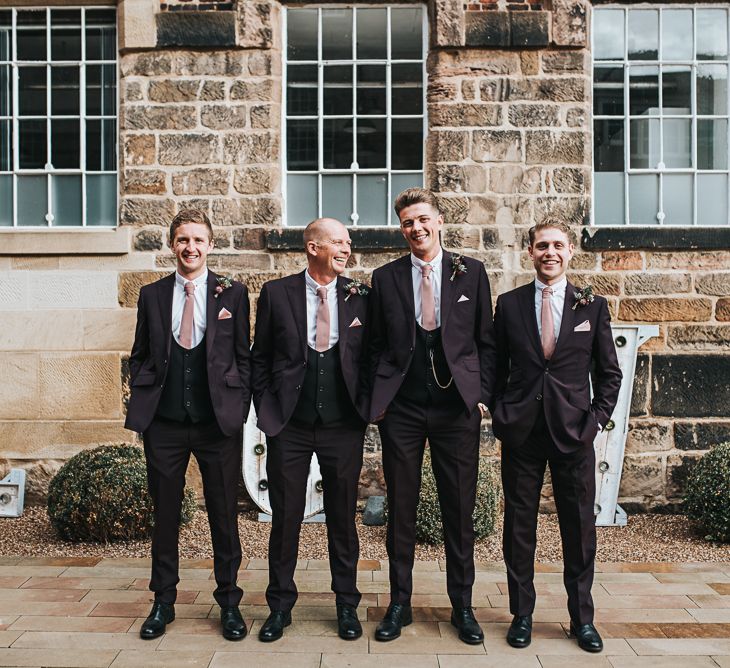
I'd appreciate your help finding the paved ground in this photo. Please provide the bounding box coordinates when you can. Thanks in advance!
[0,557,729,667]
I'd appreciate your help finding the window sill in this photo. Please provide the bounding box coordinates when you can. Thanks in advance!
[0,227,130,255]
[582,227,730,252]
[267,228,408,252]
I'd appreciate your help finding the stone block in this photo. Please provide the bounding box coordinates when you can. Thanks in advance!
[668,325,730,351]
[437,196,471,225]
[428,131,469,163]
[237,0,274,49]
[211,197,281,227]
[250,104,277,129]
[619,455,664,498]
[123,79,144,102]
[472,130,521,162]
[482,228,499,249]
[123,134,155,166]
[133,228,163,252]
[525,131,587,164]
[171,168,230,196]
[123,105,196,131]
[648,251,730,270]
[148,79,201,103]
[630,353,650,417]
[233,271,286,294]
[214,229,231,249]
[442,226,481,251]
[489,165,541,194]
[552,167,588,194]
[508,103,560,127]
[510,11,550,47]
[520,52,539,76]
[619,298,712,322]
[39,353,122,419]
[222,132,278,164]
[674,421,730,451]
[120,53,172,77]
[433,0,465,47]
[541,51,586,72]
[465,11,510,47]
[118,271,166,308]
[479,79,508,102]
[552,0,588,47]
[585,273,621,296]
[0,312,83,351]
[696,273,730,296]
[82,309,137,352]
[601,251,642,271]
[624,274,691,296]
[233,166,277,195]
[566,250,596,269]
[565,106,587,127]
[428,79,459,103]
[156,11,236,48]
[230,79,275,102]
[170,51,245,77]
[207,253,271,272]
[200,81,225,101]
[507,77,585,103]
[248,52,274,76]
[123,169,167,196]
[0,354,39,419]
[533,196,588,226]
[430,164,486,194]
[625,421,673,455]
[652,353,730,418]
[429,103,501,127]
[232,228,266,251]
[24,271,117,310]
[159,134,220,166]
[666,453,700,499]
[717,298,730,321]
[121,198,176,227]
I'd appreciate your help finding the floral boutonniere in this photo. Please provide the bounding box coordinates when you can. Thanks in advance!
[214,275,233,298]
[450,253,467,282]
[572,285,595,310]
[343,279,369,302]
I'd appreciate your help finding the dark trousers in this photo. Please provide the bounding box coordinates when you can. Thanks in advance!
[501,412,597,624]
[265,418,365,611]
[378,397,481,608]
[143,416,243,608]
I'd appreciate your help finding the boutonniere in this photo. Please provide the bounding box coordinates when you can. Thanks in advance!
[572,285,595,310]
[343,279,369,302]
[450,253,467,282]
[214,275,233,298]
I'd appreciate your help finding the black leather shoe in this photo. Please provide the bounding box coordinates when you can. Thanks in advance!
[140,602,175,640]
[374,603,412,641]
[506,614,532,648]
[258,610,291,642]
[451,606,484,645]
[221,606,247,641]
[570,622,603,653]
[336,603,362,640]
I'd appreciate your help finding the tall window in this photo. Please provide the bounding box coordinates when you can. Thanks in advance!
[284,6,425,227]
[0,7,117,228]
[593,7,729,226]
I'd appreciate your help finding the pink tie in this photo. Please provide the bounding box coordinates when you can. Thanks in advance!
[421,264,437,331]
[315,286,330,352]
[541,286,556,360]
[179,281,195,349]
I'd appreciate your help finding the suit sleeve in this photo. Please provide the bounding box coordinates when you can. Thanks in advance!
[590,298,623,427]
[250,282,273,413]
[490,295,510,414]
[364,270,386,416]
[475,263,497,408]
[128,288,150,383]
[234,282,252,419]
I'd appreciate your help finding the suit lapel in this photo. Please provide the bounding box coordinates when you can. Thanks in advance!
[157,273,176,357]
[286,271,308,358]
[336,276,349,360]
[519,281,543,359]
[205,270,219,358]
[439,249,453,332]
[552,281,577,359]
[394,255,416,342]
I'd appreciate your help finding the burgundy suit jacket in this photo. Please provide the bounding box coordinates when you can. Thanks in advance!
[124,271,252,437]
[490,280,622,452]
[367,250,496,421]
[250,271,369,437]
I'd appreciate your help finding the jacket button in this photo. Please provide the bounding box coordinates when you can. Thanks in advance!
[303,362,307,367]
[164,359,167,364]
[536,393,543,401]
[295,385,301,390]
[185,401,191,407]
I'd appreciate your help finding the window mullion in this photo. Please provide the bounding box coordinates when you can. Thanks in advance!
[45,8,51,227]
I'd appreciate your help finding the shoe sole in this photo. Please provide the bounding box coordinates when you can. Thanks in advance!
[339,630,363,641]
[506,637,531,649]
[223,631,247,641]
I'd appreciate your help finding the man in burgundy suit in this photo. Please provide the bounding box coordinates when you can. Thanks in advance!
[251,218,369,642]
[126,209,251,642]
[367,188,496,644]
[491,217,622,653]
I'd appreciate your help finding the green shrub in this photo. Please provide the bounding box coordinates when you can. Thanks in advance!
[684,441,730,543]
[47,444,197,543]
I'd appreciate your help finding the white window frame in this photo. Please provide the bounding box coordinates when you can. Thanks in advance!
[282,4,428,227]
[0,6,118,229]
[591,4,730,226]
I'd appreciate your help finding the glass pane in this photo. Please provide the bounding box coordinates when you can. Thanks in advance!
[322,9,352,61]
[697,174,728,225]
[594,119,624,171]
[17,175,47,226]
[287,65,317,116]
[52,66,80,115]
[287,119,318,170]
[287,9,317,61]
[392,64,422,115]
[86,119,116,171]
[286,174,318,226]
[697,9,728,61]
[628,174,659,224]
[663,174,693,225]
[0,119,10,170]
[19,67,47,116]
[391,8,422,60]
[356,118,385,169]
[662,66,690,114]
[661,10,692,61]
[594,173,625,225]
[697,65,728,116]
[323,118,353,169]
[357,9,386,59]
[593,66,624,116]
[390,173,422,224]
[51,119,79,169]
[0,65,11,115]
[51,10,81,61]
[628,10,658,61]
[663,118,691,168]
[629,66,658,116]
[85,9,116,61]
[323,65,352,115]
[16,10,46,62]
[19,120,46,168]
[86,65,116,116]
[0,14,11,62]
[594,9,624,61]
[391,118,421,170]
[86,173,116,226]
[698,119,728,170]
[630,118,660,168]
[357,65,385,115]
[356,174,387,226]
[51,174,81,226]
[0,174,11,225]
[321,174,352,224]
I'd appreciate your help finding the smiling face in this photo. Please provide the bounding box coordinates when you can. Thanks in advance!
[172,222,214,279]
[528,226,575,285]
[398,202,443,262]
[306,218,352,281]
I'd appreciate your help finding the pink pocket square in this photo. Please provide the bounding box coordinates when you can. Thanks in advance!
[574,319,591,332]
[349,317,362,328]
[218,307,232,320]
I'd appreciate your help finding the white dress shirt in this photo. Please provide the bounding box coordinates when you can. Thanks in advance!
[534,276,567,342]
[305,271,339,349]
[411,249,443,328]
[172,269,208,348]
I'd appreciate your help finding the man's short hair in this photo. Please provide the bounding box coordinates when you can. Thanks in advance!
[528,216,575,246]
[169,208,213,243]
[394,187,441,217]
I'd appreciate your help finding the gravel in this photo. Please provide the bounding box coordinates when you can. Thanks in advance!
[2,506,729,562]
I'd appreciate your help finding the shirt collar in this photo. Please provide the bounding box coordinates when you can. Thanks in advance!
[176,268,208,290]
[305,270,338,294]
[535,276,567,296]
[411,248,443,271]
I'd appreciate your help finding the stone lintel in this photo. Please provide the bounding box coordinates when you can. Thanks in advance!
[157,11,237,48]
[465,11,550,48]
[266,228,408,252]
[582,227,730,252]
[0,228,130,256]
